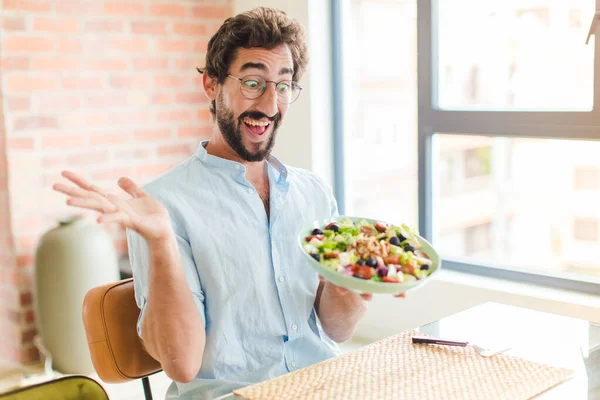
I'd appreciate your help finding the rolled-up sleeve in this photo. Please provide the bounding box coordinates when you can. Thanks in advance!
[126,229,206,338]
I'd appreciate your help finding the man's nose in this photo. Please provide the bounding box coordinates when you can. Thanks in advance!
[254,83,279,117]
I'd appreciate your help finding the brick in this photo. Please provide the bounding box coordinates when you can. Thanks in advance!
[115,148,154,160]
[132,57,169,70]
[16,255,33,269]
[176,92,208,104]
[42,156,63,168]
[33,17,80,33]
[8,138,35,150]
[56,1,102,15]
[193,39,209,53]
[25,309,35,324]
[91,167,134,182]
[152,93,172,105]
[178,125,212,138]
[134,128,171,142]
[7,97,30,112]
[56,38,82,53]
[21,328,37,344]
[85,59,128,71]
[3,36,54,52]
[158,144,192,156]
[20,346,39,364]
[104,2,145,16]
[67,151,108,165]
[85,20,123,33]
[191,6,230,19]
[90,133,130,146]
[135,163,174,178]
[38,96,81,111]
[20,292,32,307]
[110,76,150,89]
[61,114,109,129]
[42,135,86,148]
[149,5,186,18]
[63,76,105,90]
[14,116,58,131]
[131,21,166,35]
[1,57,29,71]
[2,16,26,31]
[156,110,192,122]
[86,95,128,109]
[197,109,212,120]
[155,39,190,53]
[17,236,37,253]
[174,57,197,71]
[3,0,52,13]
[173,23,207,36]
[5,76,58,92]
[32,56,79,71]
[108,38,148,52]
[155,75,186,88]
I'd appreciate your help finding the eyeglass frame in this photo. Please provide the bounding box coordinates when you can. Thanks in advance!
[196,67,303,104]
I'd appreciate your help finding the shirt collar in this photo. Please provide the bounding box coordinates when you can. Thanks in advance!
[194,140,288,184]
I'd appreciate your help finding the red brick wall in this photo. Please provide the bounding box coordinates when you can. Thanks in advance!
[0,0,232,364]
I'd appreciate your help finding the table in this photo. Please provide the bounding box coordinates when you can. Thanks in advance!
[221,302,600,399]
[417,302,599,399]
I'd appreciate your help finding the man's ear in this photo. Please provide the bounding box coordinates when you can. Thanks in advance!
[203,72,218,101]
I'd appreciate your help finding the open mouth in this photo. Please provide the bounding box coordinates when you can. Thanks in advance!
[242,117,271,136]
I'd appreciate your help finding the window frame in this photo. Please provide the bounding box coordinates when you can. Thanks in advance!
[417,0,600,294]
[331,0,600,294]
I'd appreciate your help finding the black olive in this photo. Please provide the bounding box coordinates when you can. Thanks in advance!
[326,223,340,232]
[357,260,366,266]
[420,264,429,271]
[311,253,320,261]
[397,233,407,242]
[389,236,400,246]
[404,245,416,253]
[366,258,377,267]
[312,228,323,235]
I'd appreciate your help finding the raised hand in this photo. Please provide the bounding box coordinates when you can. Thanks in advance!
[53,171,173,243]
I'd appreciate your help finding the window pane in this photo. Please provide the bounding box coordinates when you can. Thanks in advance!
[342,0,418,226]
[432,134,600,279]
[437,0,596,111]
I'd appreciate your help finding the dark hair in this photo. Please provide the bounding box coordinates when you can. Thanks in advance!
[202,8,309,117]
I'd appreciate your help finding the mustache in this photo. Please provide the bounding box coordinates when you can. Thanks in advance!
[239,111,280,122]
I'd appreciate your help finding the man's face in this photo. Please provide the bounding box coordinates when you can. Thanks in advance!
[215,45,293,162]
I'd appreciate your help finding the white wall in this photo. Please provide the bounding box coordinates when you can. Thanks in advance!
[233,0,334,185]
[233,0,600,342]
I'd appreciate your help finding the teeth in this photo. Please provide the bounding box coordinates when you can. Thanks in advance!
[243,118,270,127]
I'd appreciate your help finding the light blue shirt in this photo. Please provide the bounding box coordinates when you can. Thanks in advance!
[127,141,340,399]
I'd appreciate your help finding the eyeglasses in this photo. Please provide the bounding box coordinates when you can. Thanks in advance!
[227,75,302,104]
[196,68,302,104]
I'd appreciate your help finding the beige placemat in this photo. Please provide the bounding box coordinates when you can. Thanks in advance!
[234,331,575,400]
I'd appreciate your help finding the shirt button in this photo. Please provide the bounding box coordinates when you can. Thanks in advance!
[291,324,298,331]
[278,276,285,283]
[234,164,241,169]
[246,188,252,193]
[291,361,297,368]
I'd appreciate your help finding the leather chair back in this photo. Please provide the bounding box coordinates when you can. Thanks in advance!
[82,278,161,383]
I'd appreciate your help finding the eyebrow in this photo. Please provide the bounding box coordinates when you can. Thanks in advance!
[239,62,293,76]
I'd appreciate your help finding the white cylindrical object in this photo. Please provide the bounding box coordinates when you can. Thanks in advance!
[34,216,120,374]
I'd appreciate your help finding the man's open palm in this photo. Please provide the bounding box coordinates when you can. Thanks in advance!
[53,171,172,242]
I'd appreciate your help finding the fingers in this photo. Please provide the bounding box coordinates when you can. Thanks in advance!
[98,211,131,225]
[394,293,406,298]
[53,183,104,201]
[66,197,118,214]
[118,177,145,199]
[61,170,106,197]
[360,293,373,301]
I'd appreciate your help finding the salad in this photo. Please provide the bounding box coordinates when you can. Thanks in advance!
[303,218,433,283]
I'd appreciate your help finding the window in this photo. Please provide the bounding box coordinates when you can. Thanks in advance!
[332,0,600,293]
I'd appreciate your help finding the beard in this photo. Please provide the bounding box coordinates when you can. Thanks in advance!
[215,93,281,162]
